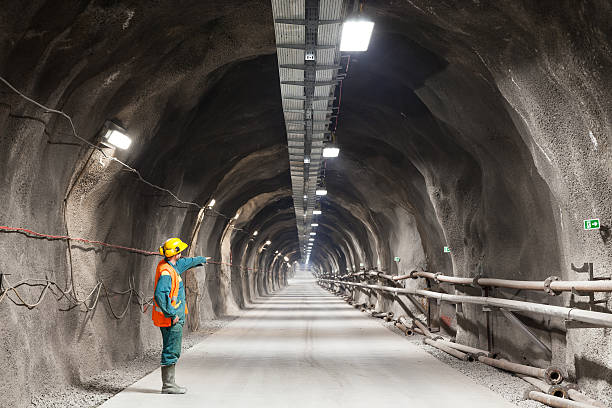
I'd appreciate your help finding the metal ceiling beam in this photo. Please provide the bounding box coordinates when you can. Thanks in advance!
[275,19,342,25]
[272,0,346,261]
[277,44,336,50]
[280,64,341,70]
[285,120,332,125]
[281,80,339,86]
[284,96,336,101]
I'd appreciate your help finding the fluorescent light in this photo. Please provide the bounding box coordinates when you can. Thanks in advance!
[284,256,289,262]
[310,232,316,236]
[253,231,258,236]
[265,240,271,245]
[340,20,375,52]
[304,157,310,163]
[309,238,314,241]
[103,129,132,150]
[313,210,322,215]
[316,189,327,196]
[304,194,308,199]
[322,146,340,158]
[311,223,318,226]
[207,198,216,208]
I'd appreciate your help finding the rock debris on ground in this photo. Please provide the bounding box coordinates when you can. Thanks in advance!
[28,318,235,408]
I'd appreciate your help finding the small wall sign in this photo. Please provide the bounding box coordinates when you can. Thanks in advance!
[584,219,600,230]
[444,246,451,253]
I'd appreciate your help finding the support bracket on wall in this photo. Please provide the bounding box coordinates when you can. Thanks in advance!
[499,308,552,359]
[0,273,9,293]
[570,262,610,305]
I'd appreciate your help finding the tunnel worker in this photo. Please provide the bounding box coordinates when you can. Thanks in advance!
[153,237,208,394]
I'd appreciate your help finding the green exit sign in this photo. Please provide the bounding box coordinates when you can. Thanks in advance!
[394,257,401,262]
[584,219,600,230]
[444,246,450,253]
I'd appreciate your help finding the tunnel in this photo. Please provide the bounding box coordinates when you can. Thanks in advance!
[0,1,611,407]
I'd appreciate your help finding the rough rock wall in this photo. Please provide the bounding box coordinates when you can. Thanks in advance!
[321,0,611,402]
[0,2,294,407]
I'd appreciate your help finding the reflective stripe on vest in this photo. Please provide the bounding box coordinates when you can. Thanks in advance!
[152,260,188,327]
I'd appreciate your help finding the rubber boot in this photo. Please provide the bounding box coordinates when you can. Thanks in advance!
[161,364,187,394]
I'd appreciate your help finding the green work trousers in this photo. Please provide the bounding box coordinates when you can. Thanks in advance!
[160,322,183,366]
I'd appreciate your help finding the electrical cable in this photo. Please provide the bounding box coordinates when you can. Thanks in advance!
[0,75,274,317]
[0,74,234,214]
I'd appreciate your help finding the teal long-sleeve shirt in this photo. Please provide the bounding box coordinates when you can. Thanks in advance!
[154,256,207,324]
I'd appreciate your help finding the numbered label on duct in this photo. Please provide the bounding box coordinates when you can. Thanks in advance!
[584,219,600,230]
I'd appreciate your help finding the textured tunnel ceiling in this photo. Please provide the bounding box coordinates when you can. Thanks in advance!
[0,0,609,276]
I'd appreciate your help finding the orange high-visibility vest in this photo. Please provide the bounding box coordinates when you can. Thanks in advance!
[152,260,188,327]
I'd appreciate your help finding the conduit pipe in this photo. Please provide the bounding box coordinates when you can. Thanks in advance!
[319,280,612,328]
[423,338,470,361]
[387,271,612,293]
[393,321,414,336]
[435,339,490,357]
[528,390,598,408]
[477,357,564,385]
[566,389,606,408]
[518,375,568,399]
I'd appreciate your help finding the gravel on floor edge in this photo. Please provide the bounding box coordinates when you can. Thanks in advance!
[28,317,237,408]
[374,316,548,408]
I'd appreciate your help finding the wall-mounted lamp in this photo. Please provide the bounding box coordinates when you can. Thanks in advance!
[100,121,132,150]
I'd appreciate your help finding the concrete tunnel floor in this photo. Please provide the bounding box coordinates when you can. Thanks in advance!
[101,271,515,408]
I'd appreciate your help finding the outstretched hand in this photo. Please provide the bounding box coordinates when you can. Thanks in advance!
[172,315,180,325]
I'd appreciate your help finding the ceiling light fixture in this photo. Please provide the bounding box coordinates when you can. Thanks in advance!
[313,210,322,215]
[253,231,258,236]
[322,145,340,158]
[315,188,327,196]
[340,20,375,52]
[284,256,289,262]
[207,198,216,208]
[265,240,272,245]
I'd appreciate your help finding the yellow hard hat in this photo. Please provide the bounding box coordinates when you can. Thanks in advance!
[159,238,188,257]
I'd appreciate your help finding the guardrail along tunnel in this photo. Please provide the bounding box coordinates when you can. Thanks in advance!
[0,1,610,407]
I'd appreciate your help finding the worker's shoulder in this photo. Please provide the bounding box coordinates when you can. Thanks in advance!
[156,260,176,275]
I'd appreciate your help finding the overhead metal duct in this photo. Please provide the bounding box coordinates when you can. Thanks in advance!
[271,0,346,260]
